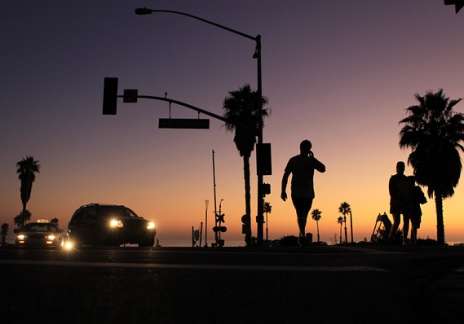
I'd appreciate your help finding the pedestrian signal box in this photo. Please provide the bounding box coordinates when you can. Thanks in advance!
[257,143,272,175]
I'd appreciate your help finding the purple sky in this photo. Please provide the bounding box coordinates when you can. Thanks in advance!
[1,1,464,245]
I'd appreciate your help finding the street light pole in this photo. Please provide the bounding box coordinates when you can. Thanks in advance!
[135,7,267,245]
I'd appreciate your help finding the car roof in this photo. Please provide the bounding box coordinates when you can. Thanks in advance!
[79,203,127,209]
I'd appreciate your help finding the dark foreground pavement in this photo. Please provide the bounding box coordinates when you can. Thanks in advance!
[1,245,464,324]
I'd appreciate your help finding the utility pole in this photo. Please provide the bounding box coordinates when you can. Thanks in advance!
[204,200,208,247]
[350,211,354,243]
[212,150,218,244]
[199,221,203,247]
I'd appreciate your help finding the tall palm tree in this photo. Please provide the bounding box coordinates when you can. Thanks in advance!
[223,85,268,245]
[337,216,344,245]
[339,202,351,244]
[399,90,464,245]
[16,156,40,213]
[311,209,322,243]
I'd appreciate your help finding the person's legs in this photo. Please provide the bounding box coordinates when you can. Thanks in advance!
[297,217,306,237]
[411,226,417,244]
[389,213,401,240]
[402,214,410,245]
[299,198,313,237]
[410,214,420,244]
[292,196,313,238]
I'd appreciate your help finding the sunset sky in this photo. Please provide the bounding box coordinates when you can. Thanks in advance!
[1,0,464,245]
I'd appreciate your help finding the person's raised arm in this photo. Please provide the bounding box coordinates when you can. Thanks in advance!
[312,156,326,173]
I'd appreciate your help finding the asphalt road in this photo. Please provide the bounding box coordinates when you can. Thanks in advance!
[1,246,464,324]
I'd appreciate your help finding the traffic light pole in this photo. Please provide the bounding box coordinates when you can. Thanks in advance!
[135,7,267,245]
[128,94,227,122]
[255,35,265,245]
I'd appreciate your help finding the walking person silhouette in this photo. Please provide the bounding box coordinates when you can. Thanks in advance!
[388,161,410,243]
[404,176,427,245]
[281,140,326,245]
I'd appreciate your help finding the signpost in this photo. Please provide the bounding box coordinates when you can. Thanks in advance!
[158,118,209,129]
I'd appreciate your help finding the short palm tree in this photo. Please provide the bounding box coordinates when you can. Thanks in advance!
[337,216,344,245]
[399,90,464,245]
[1,223,9,246]
[17,156,40,213]
[223,85,268,245]
[339,202,351,244]
[50,218,59,227]
[311,209,322,243]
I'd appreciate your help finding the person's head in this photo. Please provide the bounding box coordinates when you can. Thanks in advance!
[396,161,405,175]
[300,140,312,155]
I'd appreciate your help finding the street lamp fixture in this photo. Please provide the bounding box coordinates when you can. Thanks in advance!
[135,7,153,16]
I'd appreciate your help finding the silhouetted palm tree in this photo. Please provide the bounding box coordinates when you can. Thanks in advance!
[337,216,344,245]
[14,210,31,229]
[311,209,322,243]
[223,85,268,245]
[16,156,40,215]
[339,202,351,244]
[50,218,59,228]
[1,223,8,246]
[399,90,464,245]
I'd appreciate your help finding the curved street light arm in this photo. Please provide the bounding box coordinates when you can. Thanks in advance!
[138,8,257,41]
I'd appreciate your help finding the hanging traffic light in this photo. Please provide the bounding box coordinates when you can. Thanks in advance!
[445,0,464,13]
[102,77,118,115]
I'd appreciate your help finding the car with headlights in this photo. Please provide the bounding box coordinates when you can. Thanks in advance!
[68,204,156,247]
[15,220,64,247]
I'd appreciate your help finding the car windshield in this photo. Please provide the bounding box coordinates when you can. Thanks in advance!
[23,223,56,232]
[101,207,140,219]
[125,208,140,219]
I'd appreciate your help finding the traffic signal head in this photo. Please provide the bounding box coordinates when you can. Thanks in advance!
[261,183,271,195]
[103,77,118,115]
[123,89,138,103]
[213,226,227,233]
[256,143,272,176]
